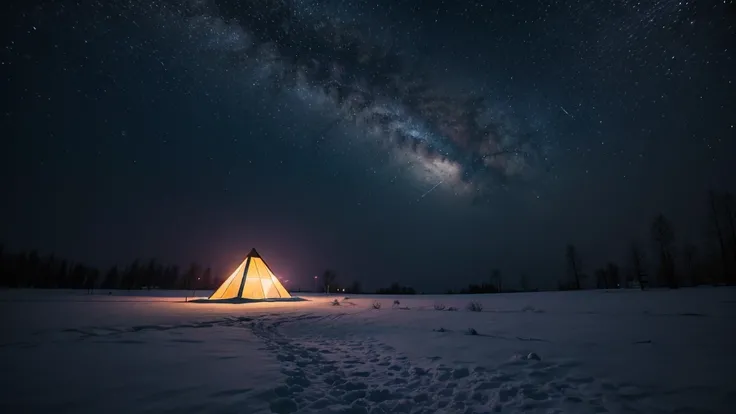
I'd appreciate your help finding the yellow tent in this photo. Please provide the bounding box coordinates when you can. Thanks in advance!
[209,248,291,300]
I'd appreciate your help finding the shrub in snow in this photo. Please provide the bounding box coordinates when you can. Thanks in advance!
[447,306,458,311]
[511,352,542,362]
[434,303,446,311]
[434,327,447,332]
[526,352,541,361]
[398,306,411,310]
[466,328,479,335]
[466,301,483,312]
[343,296,350,300]
[393,300,401,307]
[332,299,341,306]
[372,301,382,309]
[521,305,544,313]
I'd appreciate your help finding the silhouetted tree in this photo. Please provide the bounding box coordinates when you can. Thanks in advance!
[708,191,730,284]
[606,262,620,288]
[183,262,203,291]
[566,244,584,289]
[143,259,158,289]
[491,268,503,293]
[36,254,54,288]
[0,243,5,287]
[629,243,647,290]
[123,260,142,290]
[595,267,607,289]
[56,260,68,288]
[349,280,362,294]
[681,243,699,286]
[593,263,619,289]
[376,282,416,294]
[652,213,677,288]
[27,250,40,287]
[459,281,499,294]
[84,268,99,293]
[167,265,180,289]
[0,245,209,291]
[69,263,90,289]
[322,269,337,293]
[520,273,530,291]
[724,192,736,283]
[102,266,119,289]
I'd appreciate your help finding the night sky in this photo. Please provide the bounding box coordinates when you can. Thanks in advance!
[2,0,734,292]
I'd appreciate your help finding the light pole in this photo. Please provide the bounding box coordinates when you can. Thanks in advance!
[185,276,200,303]
[314,275,319,293]
[193,277,200,298]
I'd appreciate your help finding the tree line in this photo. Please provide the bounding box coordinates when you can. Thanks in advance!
[379,190,736,295]
[0,249,217,292]
[561,190,736,290]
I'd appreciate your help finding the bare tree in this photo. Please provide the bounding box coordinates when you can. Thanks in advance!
[566,244,584,289]
[708,190,730,284]
[322,269,337,293]
[520,273,530,292]
[606,262,620,288]
[491,268,502,293]
[651,214,677,288]
[724,192,736,284]
[630,243,647,290]
[681,243,699,287]
[595,267,607,289]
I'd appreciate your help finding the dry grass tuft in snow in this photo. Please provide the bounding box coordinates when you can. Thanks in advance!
[466,300,484,312]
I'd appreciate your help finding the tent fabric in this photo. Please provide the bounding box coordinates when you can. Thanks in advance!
[209,248,291,300]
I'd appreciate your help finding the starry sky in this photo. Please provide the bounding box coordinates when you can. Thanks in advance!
[2,0,734,292]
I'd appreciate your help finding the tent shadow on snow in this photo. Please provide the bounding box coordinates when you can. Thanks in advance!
[193,248,306,304]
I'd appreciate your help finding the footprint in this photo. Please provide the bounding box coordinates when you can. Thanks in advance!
[342,390,367,404]
[367,389,395,403]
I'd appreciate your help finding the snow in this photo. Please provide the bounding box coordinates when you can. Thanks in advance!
[1,288,734,413]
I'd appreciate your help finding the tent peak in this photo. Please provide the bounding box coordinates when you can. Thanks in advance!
[247,248,261,258]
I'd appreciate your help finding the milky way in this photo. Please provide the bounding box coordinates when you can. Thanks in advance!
[17,0,725,205]
[165,0,549,198]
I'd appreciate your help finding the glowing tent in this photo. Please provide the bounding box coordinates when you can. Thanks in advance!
[209,248,291,300]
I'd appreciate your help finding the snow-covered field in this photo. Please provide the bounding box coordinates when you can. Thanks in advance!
[1,288,734,413]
